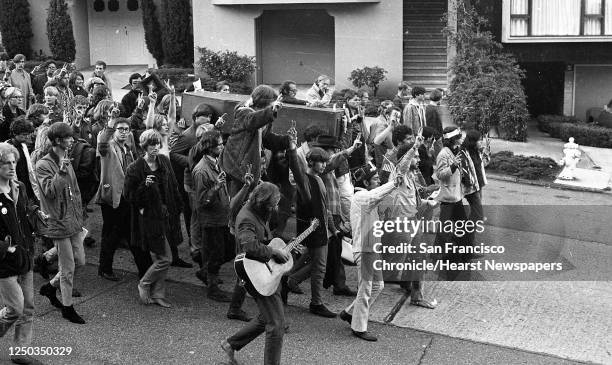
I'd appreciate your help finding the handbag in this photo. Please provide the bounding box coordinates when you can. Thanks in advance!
[341,236,356,266]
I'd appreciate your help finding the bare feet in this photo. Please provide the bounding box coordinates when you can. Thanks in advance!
[221,340,240,365]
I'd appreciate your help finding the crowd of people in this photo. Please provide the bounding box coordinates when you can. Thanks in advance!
[0,55,491,365]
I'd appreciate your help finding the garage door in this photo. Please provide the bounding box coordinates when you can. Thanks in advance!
[257,9,335,85]
[574,65,612,121]
[88,0,150,65]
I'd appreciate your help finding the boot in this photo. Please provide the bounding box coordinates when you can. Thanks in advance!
[207,274,232,302]
[61,305,85,324]
[39,283,63,308]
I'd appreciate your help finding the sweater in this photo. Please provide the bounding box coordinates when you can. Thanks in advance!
[435,147,463,203]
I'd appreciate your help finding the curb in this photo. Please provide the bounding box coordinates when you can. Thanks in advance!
[487,172,611,194]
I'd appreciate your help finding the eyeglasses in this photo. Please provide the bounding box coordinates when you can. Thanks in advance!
[11,96,24,99]
[116,127,130,133]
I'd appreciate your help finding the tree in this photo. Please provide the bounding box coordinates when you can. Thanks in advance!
[142,0,164,66]
[160,0,193,67]
[47,0,76,62]
[0,0,33,58]
[348,66,388,96]
[444,2,529,141]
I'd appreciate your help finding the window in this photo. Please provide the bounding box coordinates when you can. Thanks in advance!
[507,0,612,38]
[510,0,529,36]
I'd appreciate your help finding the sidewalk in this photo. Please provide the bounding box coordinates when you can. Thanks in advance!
[441,109,612,191]
[0,264,585,365]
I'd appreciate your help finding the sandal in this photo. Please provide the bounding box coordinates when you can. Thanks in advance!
[410,298,438,309]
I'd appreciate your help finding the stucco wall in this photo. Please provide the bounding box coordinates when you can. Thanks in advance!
[29,1,51,59]
[192,0,403,96]
[71,1,90,69]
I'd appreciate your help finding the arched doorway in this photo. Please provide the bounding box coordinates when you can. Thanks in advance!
[256,9,334,85]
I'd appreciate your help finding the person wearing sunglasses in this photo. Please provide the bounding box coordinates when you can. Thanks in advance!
[96,107,152,282]
[1,87,26,142]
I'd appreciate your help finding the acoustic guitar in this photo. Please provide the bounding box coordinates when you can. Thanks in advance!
[234,219,320,297]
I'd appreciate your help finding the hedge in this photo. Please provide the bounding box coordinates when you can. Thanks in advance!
[536,114,581,133]
[537,114,612,148]
[486,151,561,182]
[154,67,194,93]
[197,76,252,95]
[151,68,253,95]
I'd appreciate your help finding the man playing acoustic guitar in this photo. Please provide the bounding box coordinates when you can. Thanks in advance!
[221,181,290,365]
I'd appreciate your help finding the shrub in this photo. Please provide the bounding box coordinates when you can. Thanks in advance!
[445,2,529,141]
[0,0,33,58]
[160,0,193,67]
[486,151,561,182]
[47,0,76,62]
[155,67,194,93]
[536,114,612,148]
[196,47,256,84]
[348,66,388,97]
[536,114,581,133]
[550,123,612,148]
[196,76,252,95]
[142,0,164,66]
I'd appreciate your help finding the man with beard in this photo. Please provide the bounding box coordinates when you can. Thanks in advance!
[96,108,153,280]
[221,182,290,365]
[193,129,234,302]
[32,60,57,103]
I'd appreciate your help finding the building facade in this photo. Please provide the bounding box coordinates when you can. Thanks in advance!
[479,0,612,119]
[193,0,411,95]
[27,0,156,69]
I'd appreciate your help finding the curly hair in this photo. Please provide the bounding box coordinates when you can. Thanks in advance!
[10,116,34,137]
[92,100,115,123]
[0,142,20,164]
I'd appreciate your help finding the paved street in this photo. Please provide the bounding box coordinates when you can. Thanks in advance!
[1,177,610,364]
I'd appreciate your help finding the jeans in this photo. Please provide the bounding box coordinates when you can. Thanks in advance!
[0,270,34,345]
[227,290,285,365]
[465,190,483,246]
[323,235,347,289]
[336,173,353,225]
[99,199,152,278]
[140,240,171,299]
[51,231,86,306]
[188,190,201,255]
[344,252,384,332]
[288,244,328,305]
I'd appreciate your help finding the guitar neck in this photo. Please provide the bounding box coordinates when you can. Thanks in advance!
[284,225,316,252]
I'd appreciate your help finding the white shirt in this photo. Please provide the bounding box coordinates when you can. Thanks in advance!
[350,181,396,253]
[21,143,40,200]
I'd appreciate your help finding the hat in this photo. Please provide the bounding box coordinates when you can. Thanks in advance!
[353,164,378,186]
[306,147,330,163]
[312,135,340,150]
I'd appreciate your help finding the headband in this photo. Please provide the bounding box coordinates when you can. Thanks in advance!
[443,129,460,139]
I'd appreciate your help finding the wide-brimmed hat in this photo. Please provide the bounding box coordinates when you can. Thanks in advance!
[312,135,340,150]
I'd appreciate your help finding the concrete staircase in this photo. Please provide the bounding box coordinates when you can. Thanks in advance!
[403,0,448,90]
